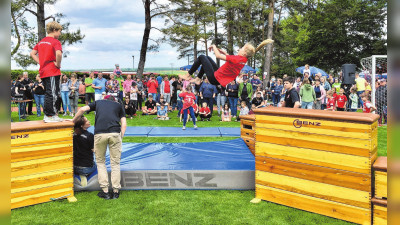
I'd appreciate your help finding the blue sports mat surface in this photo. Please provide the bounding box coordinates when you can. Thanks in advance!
[87,126,240,137]
[88,126,153,136]
[148,127,221,137]
[218,127,241,137]
[105,138,254,170]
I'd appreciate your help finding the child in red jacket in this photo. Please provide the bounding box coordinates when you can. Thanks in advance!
[147,75,158,100]
[199,102,212,121]
[179,86,197,130]
[362,94,376,113]
[325,90,336,111]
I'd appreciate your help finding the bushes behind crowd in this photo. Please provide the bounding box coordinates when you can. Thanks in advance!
[11,70,182,81]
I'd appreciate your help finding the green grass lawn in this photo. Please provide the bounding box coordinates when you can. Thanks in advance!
[10,109,387,225]
[11,191,354,225]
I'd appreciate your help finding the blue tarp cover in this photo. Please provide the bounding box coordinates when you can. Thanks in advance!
[218,127,241,137]
[105,138,254,171]
[148,127,221,137]
[87,126,241,137]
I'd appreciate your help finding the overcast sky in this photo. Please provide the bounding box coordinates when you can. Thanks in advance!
[12,0,217,70]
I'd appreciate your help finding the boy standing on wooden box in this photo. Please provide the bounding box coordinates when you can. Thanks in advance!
[30,21,64,122]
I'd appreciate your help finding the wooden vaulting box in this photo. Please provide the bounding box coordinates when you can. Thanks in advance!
[11,121,76,209]
[372,157,387,225]
[253,107,379,225]
[240,115,256,155]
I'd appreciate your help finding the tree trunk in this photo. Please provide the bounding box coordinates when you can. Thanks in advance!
[193,17,198,60]
[204,22,208,57]
[227,8,234,55]
[137,0,151,79]
[275,0,284,32]
[213,0,220,67]
[11,11,21,56]
[263,0,274,86]
[37,0,46,41]
[261,1,266,73]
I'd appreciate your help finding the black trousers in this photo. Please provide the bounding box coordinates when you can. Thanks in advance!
[126,106,136,117]
[200,114,212,119]
[42,75,61,117]
[137,94,142,110]
[189,55,219,85]
[24,90,33,114]
[85,93,95,103]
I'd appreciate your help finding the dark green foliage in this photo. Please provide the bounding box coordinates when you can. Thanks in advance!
[11,0,85,69]
[273,0,387,75]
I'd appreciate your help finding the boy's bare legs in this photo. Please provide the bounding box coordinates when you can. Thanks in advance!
[179,72,202,85]
[193,77,202,85]
[179,72,191,81]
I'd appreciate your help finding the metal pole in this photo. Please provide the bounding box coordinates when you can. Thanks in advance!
[132,56,135,71]
[371,55,376,107]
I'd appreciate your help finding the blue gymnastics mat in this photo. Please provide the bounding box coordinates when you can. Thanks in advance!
[74,138,255,191]
[218,127,241,137]
[87,126,241,137]
[148,127,222,137]
[88,126,153,136]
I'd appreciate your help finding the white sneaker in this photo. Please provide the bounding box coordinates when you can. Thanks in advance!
[43,115,48,122]
[165,117,170,120]
[44,115,64,123]
[194,125,198,129]
[70,112,74,117]
[63,112,67,116]
[182,126,186,130]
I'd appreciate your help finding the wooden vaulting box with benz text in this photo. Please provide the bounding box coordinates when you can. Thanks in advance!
[253,107,379,225]
[11,121,75,209]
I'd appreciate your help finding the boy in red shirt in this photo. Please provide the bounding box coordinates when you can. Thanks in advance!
[335,88,348,111]
[179,86,198,130]
[179,41,273,87]
[325,90,336,111]
[199,102,212,121]
[362,94,376,113]
[30,21,63,122]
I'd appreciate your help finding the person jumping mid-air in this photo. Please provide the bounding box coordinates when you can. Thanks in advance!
[179,40,273,87]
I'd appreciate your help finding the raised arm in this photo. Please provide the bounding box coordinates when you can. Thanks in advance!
[209,44,226,61]
[72,106,90,123]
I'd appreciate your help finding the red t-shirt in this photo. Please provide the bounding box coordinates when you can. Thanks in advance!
[336,94,347,108]
[332,93,338,102]
[200,107,211,115]
[363,101,372,113]
[164,80,170,93]
[181,103,197,115]
[147,80,158,94]
[326,97,335,110]
[179,92,196,110]
[214,55,247,87]
[192,103,198,112]
[33,37,63,78]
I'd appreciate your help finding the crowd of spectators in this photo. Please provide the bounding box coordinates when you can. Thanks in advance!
[11,63,387,126]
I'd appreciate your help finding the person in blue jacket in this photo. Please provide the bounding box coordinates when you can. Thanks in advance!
[199,77,217,115]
